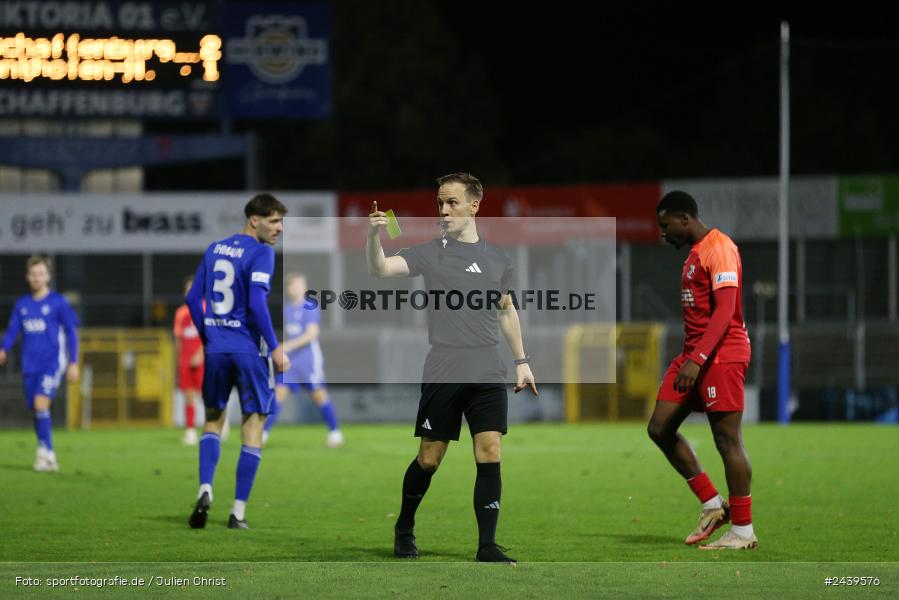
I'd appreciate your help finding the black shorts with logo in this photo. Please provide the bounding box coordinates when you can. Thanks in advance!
[414,345,509,441]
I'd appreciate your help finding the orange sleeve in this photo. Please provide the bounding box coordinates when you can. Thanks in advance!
[699,234,740,291]
[173,305,187,338]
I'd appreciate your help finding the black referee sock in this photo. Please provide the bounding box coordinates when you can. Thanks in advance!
[396,458,435,532]
[474,462,502,547]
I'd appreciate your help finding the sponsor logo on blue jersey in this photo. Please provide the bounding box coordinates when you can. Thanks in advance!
[23,318,47,333]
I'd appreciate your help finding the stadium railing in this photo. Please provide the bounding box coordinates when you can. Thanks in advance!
[564,322,665,422]
[66,328,173,429]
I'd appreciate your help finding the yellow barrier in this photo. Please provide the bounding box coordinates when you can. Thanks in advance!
[564,322,664,422]
[66,328,174,429]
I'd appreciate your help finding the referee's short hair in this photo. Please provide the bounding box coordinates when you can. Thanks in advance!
[656,191,698,217]
[437,172,483,201]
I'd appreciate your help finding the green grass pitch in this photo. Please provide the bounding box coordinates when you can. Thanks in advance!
[1,423,897,598]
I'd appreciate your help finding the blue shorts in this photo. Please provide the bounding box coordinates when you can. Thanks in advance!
[277,353,327,393]
[23,371,63,409]
[203,353,275,415]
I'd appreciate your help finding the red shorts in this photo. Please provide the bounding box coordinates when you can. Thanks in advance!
[657,353,747,412]
[178,363,203,392]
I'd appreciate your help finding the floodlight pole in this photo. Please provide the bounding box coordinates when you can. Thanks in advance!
[777,22,792,424]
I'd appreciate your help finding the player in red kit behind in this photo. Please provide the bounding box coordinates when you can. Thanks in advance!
[648,191,756,550]
[175,276,204,445]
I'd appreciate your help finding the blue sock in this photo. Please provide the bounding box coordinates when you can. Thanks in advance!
[264,400,281,433]
[198,432,221,487]
[34,410,53,451]
[235,445,262,501]
[319,398,339,432]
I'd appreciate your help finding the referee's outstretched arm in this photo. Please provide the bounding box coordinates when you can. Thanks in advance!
[367,201,411,278]
[498,293,538,395]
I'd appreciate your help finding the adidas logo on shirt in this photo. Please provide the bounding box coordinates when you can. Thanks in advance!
[465,262,482,273]
[421,419,432,430]
[483,501,500,510]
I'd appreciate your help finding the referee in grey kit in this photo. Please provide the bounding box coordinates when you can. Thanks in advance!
[367,172,537,564]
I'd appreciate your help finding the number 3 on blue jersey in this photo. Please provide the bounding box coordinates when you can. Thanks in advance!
[213,259,236,315]
[189,234,274,356]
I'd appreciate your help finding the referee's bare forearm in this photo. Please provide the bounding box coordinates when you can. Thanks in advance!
[366,232,388,277]
[498,299,526,360]
[366,231,410,278]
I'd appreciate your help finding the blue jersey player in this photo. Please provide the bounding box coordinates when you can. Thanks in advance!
[0,256,79,473]
[265,273,343,448]
[186,194,290,530]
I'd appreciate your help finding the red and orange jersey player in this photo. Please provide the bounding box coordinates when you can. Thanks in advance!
[175,276,205,445]
[648,190,756,550]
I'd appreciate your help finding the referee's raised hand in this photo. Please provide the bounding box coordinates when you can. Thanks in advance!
[369,201,388,237]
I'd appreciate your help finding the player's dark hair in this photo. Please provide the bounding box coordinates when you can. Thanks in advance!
[245,193,288,218]
[657,191,698,217]
[437,172,484,201]
[25,255,52,274]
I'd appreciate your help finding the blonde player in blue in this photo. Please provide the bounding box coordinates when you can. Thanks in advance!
[185,194,290,530]
[265,273,343,448]
[0,256,79,473]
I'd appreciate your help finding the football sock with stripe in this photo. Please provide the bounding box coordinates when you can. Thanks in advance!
[474,462,502,546]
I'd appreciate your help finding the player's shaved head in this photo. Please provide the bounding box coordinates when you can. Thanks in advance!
[657,191,698,218]
[437,172,483,201]
[245,193,288,218]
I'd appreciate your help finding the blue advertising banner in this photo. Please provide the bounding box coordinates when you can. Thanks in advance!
[223,2,331,119]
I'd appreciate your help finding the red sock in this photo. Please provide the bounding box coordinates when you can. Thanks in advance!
[729,495,752,525]
[686,472,718,503]
[185,401,195,428]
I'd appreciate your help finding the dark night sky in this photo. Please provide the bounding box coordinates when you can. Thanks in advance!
[147,4,899,191]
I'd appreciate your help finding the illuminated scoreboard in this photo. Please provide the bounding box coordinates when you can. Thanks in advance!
[0,32,222,84]
[0,1,331,120]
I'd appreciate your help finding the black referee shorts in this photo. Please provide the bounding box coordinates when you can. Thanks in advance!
[414,382,508,441]
[414,345,509,441]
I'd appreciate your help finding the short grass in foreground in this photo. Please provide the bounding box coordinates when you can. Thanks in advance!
[1,423,897,564]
